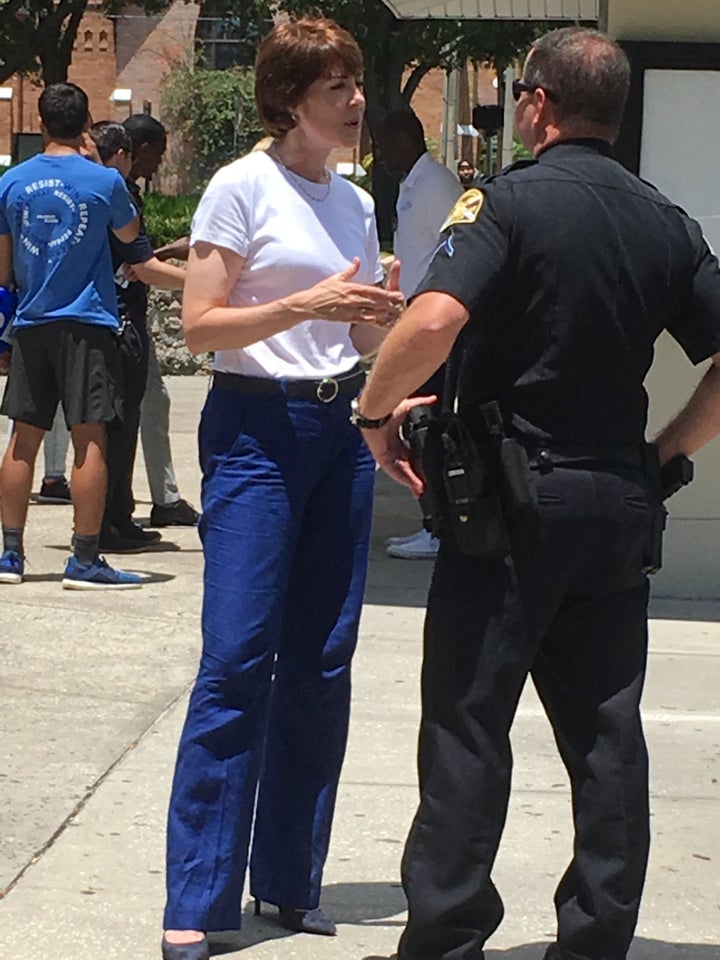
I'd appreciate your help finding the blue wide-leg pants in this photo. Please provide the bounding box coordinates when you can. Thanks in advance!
[164,385,375,931]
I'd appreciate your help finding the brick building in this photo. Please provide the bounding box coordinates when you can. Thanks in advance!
[0,1,496,186]
[0,0,199,178]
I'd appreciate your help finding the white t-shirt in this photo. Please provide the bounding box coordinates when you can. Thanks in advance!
[190,150,384,379]
[394,151,463,298]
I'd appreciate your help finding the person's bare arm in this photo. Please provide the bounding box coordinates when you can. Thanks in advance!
[654,353,720,463]
[154,236,190,262]
[355,290,469,492]
[127,257,185,290]
[182,242,404,355]
[112,214,140,243]
[0,234,13,288]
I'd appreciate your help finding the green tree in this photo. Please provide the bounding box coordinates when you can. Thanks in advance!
[272,0,549,124]
[232,0,554,238]
[160,58,264,184]
[0,0,172,86]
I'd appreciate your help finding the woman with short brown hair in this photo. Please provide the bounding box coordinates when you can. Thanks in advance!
[161,17,402,960]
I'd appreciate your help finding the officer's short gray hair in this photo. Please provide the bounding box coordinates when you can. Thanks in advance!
[525,28,630,132]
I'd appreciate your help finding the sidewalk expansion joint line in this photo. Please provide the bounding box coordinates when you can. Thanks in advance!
[0,597,199,626]
[0,684,191,902]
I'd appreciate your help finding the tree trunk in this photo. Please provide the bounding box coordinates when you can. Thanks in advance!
[39,0,88,85]
[373,164,399,249]
[363,56,401,248]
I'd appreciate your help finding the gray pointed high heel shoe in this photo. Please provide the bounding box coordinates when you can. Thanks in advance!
[253,898,337,936]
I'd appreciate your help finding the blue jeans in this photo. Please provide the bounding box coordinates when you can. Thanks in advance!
[164,385,375,931]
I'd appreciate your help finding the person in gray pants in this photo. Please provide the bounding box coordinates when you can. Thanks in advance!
[141,337,198,526]
[122,114,198,529]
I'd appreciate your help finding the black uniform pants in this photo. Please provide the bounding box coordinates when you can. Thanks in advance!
[103,321,150,529]
[398,464,652,960]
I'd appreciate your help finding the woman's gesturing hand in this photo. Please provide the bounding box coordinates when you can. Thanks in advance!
[291,257,405,326]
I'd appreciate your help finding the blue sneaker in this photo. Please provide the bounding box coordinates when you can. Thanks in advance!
[0,549,24,584]
[62,555,143,590]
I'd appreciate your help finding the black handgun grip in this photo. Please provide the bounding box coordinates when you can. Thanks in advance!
[660,454,694,501]
[404,405,443,531]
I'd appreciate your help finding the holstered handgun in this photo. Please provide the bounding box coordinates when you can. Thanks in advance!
[405,404,444,533]
[660,454,694,501]
[639,452,694,575]
[641,444,668,575]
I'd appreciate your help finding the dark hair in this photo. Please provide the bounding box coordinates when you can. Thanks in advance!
[123,114,167,156]
[89,121,133,163]
[524,28,630,132]
[38,83,89,140]
[255,17,363,138]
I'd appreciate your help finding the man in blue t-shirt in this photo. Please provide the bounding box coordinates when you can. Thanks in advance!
[0,82,144,590]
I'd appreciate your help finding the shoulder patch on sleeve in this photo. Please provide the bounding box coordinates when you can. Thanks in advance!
[441,189,485,232]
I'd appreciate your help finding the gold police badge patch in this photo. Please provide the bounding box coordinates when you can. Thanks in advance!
[441,188,485,232]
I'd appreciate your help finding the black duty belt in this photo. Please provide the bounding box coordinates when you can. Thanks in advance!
[530,444,646,471]
[213,364,366,404]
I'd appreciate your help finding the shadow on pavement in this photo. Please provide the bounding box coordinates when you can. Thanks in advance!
[362,939,720,960]
[22,572,65,583]
[324,879,407,923]
[209,881,408,953]
[649,597,720,622]
[44,541,182,553]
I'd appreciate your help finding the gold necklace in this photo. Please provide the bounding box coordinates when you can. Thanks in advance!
[269,143,332,203]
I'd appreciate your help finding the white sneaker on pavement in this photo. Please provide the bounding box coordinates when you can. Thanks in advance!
[385,530,423,548]
[386,528,439,560]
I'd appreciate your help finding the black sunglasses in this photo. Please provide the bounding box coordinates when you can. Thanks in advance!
[512,79,557,103]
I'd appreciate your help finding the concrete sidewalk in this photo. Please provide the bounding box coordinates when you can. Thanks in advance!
[0,376,718,960]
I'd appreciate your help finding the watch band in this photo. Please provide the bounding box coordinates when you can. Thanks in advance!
[349,397,391,429]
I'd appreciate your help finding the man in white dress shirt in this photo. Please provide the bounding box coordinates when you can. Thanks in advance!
[375,109,462,559]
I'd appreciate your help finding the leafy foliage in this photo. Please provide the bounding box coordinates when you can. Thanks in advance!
[263,0,552,123]
[0,0,172,86]
[143,192,200,248]
[212,1,555,238]
[160,58,265,185]
[195,0,273,70]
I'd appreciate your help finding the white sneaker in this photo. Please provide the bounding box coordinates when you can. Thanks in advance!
[386,528,439,560]
[385,529,424,548]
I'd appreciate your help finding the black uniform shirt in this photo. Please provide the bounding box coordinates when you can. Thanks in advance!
[416,139,720,446]
[110,179,154,329]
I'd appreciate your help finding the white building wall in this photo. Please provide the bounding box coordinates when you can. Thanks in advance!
[609,0,720,43]
[638,67,720,597]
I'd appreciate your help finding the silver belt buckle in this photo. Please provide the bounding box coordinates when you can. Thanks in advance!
[316,377,339,403]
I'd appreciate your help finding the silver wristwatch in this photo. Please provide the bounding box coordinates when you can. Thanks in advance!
[349,396,391,429]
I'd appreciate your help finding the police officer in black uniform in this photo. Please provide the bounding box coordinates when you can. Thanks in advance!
[352,27,720,960]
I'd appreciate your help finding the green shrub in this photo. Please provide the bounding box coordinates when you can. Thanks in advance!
[144,192,200,248]
[161,59,264,188]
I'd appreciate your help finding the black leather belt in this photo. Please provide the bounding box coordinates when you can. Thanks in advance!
[212,364,366,403]
[531,444,646,471]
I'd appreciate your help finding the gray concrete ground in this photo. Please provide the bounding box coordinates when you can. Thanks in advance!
[0,375,718,960]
